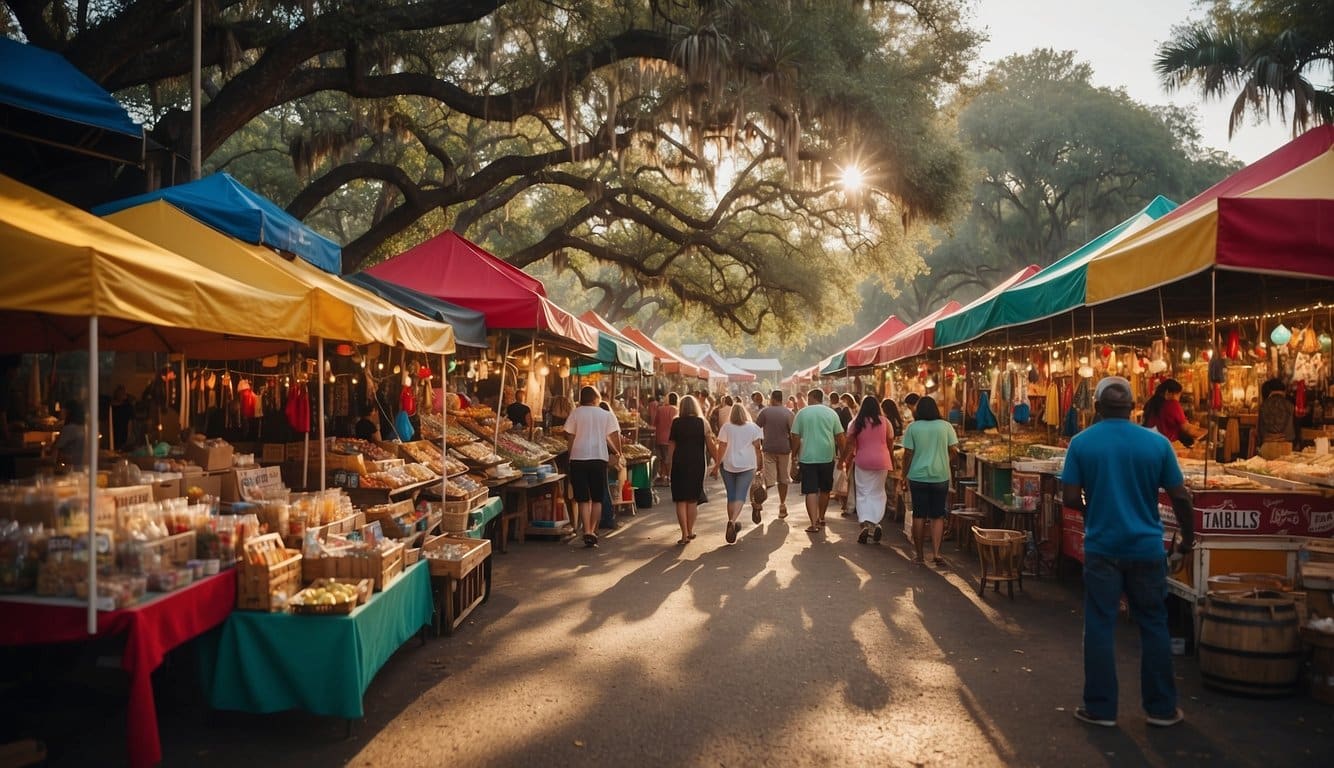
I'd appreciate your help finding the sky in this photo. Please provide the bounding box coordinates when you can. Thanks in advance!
[969,0,1301,163]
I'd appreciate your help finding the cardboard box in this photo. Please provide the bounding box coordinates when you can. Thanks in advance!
[260,444,287,464]
[185,441,234,471]
[223,465,287,503]
[148,478,181,501]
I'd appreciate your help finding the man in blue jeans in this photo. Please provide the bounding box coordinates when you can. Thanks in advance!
[1061,376,1195,728]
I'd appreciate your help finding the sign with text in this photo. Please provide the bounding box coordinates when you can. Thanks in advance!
[1159,490,1334,537]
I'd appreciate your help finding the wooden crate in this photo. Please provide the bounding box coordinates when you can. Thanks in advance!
[422,535,491,579]
[237,533,302,611]
[363,499,418,538]
[435,557,489,636]
[301,541,404,591]
[140,530,197,567]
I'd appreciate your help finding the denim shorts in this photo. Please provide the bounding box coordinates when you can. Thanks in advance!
[908,480,950,519]
[721,468,756,503]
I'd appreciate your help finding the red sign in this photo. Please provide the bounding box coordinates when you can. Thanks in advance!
[1159,490,1334,538]
[1061,506,1085,564]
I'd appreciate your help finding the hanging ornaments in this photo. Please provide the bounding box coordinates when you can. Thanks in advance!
[1270,323,1292,346]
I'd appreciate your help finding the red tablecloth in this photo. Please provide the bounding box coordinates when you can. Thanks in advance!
[0,569,237,767]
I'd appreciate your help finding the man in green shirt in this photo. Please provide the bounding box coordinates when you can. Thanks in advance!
[789,389,846,533]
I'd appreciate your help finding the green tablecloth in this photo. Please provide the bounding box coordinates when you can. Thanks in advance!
[200,560,433,718]
[465,496,503,539]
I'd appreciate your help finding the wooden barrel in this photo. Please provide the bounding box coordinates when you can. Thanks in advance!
[1199,590,1303,697]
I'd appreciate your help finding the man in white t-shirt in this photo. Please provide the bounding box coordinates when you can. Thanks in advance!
[562,386,623,548]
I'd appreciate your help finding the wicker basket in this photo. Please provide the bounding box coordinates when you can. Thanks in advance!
[288,577,372,615]
[236,533,302,611]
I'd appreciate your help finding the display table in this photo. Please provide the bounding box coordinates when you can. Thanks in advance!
[469,495,503,540]
[200,560,432,720]
[0,569,238,768]
[498,473,572,547]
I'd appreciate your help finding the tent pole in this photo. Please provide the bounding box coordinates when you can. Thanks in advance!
[1206,270,1216,484]
[191,0,202,179]
[494,334,512,450]
[87,316,100,634]
[318,338,326,491]
[301,353,310,490]
[180,354,188,434]
[441,352,449,498]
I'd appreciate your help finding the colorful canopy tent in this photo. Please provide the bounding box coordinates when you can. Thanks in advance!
[0,174,310,356]
[103,201,455,354]
[820,315,908,375]
[578,311,655,373]
[93,173,341,274]
[341,272,487,349]
[620,327,710,380]
[874,301,964,365]
[0,37,144,165]
[2,173,316,636]
[934,199,1177,349]
[364,230,598,353]
[1087,125,1334,304]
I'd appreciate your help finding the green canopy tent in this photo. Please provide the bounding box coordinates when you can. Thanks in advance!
[933,196,1178,349]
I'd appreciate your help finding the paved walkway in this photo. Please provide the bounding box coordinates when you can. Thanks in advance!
[20,477,1334,766]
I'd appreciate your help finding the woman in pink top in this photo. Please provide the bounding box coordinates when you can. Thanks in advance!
[653,392,679,483]
[840,395,895,543]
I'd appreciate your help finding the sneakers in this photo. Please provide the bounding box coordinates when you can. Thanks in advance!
[1072,708,1116,727]
[872,524,883,543]
[857,524,870,544]
[1146,708,1184,727]
[725,521,738,544]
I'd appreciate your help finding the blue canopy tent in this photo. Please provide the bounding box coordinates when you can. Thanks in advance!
[344,271,488,348]
[92,173,341,274]
[0,37,144,165]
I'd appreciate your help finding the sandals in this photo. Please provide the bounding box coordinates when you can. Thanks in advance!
[676,537,688,546]
[688,533,697,540]
[933,556,948,568]
[777,504,788,519]
[805,525,821,533]
[583,533,599,548]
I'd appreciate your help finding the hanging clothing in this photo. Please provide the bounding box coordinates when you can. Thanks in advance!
[237,380,258,419]
[285,383,311,433]
[974,389,997,430]
[1043,382,1060,426]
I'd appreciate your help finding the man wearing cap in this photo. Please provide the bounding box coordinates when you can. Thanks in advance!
[1061,376,1195,729]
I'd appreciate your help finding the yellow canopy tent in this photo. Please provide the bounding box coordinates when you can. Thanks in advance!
[0,175,311,356]
[105,200,458,495]
[104,201,455,355]
[0,173,319,633]
[1086,126,1334,304]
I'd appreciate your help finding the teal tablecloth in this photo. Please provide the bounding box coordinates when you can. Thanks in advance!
[465,496,503,539]
[200,560,432,718]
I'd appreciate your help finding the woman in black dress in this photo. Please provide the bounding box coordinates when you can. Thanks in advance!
[667,394,714,545]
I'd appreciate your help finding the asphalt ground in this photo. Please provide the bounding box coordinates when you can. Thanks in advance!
[5,474,1332,767]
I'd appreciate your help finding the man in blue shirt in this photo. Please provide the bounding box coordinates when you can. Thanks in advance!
[1061,376,1194,729]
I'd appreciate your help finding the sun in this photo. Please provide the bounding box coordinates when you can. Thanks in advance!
[838,165,865,192]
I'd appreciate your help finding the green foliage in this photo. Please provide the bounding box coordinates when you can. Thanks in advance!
[900,49,1243,318]
[1157,0,1334,137]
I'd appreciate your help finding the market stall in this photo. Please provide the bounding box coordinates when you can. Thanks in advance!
[819,315,908,378]
[0,173,317,767]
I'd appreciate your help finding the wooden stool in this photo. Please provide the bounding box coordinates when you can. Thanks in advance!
[973,527,1025,599]
[950,509,986,553]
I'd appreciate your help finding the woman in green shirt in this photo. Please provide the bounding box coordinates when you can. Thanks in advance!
[899,397,958,566]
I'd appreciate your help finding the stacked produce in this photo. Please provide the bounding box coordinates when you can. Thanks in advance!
[360,463,437,489]
[622,443,653,461]
[451,442,504,466]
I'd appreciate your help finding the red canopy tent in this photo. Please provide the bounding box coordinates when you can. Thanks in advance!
[875,266,1040,364]
[621,326,710,380]
[874,301,963,365]
[365,230,598,351]
[845,315,909,368]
